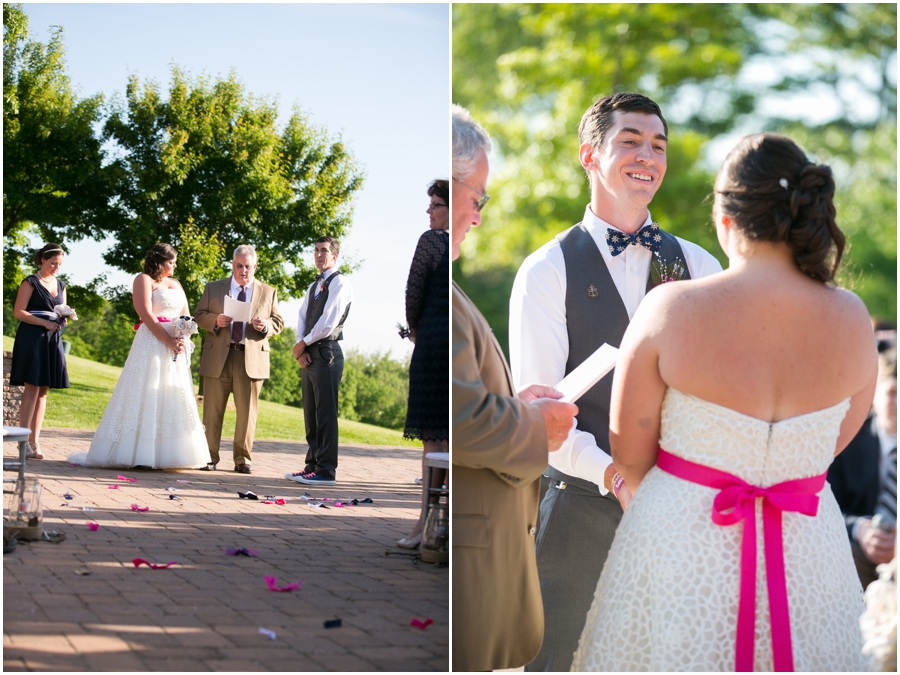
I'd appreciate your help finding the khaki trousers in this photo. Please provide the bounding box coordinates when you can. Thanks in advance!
[202,348,263,466]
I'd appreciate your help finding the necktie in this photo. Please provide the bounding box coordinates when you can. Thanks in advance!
[231,286,246,343]
[314,274,325,299]
[606,222,662,257]
[876,446,897,522]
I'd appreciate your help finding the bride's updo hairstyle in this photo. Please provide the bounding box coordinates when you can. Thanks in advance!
[715,133,844,284]
[142,243,177,282]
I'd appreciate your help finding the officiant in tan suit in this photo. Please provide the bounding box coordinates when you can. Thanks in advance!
[451,105,578,672]
[194,244,284,474]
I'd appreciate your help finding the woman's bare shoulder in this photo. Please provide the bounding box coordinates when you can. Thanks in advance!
[827,285,878,346]
[133,273,153,288]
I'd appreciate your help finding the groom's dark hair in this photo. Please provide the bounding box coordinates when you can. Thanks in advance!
[578,93,668,153]
[316,235,340,257]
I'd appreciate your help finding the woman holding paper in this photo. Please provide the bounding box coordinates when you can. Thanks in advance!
[69,243,210,469]
[573,134,873,670]
[10,243,72,459]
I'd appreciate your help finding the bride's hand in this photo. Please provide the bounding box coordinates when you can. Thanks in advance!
[615,482,633,511]
[164,334,183,353]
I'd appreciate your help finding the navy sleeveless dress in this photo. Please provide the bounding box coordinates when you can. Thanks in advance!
[9,275,70,388]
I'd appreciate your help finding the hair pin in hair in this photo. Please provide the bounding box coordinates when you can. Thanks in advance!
[779,178,789,190]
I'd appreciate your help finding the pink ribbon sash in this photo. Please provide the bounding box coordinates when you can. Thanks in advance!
[656,447,827,672]
[133,316,171,330]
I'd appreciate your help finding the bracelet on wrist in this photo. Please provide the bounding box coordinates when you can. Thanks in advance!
[612,472,625,499]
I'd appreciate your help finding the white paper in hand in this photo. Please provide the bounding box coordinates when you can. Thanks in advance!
[554,343,619,404]
[224,294,252,323]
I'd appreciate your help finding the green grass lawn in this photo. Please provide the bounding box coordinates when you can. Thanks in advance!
[4,335,418,447]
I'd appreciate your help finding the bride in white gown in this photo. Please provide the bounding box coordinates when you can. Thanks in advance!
[70,244,210,469]
[572,134,876,671]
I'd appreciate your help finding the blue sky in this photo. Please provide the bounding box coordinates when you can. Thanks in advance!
[20,3,450,358]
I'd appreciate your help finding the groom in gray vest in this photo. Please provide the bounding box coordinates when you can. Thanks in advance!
[288,236,353,486]
[509,93,722,671]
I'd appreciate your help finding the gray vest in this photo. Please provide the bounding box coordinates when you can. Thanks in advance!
[304,272,350,344]
[546,222,690,491]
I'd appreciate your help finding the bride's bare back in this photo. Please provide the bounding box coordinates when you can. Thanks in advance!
[651,259,876,445]
[611,133,879,489]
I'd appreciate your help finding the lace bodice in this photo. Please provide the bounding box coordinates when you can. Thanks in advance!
[660,388,850,486]
[151,287,186,320]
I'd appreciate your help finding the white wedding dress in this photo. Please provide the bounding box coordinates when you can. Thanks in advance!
[70,288,210,469]
[572,388,869,672]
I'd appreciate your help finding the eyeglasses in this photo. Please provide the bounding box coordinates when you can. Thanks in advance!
[453,177,490,212]
[427,202,447,212]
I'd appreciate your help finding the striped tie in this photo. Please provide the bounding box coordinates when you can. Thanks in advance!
[876,445,897,522]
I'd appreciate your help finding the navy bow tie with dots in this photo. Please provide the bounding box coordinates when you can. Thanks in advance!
[606,223,662,256]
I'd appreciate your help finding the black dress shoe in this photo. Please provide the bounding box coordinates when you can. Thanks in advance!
[235,464,251,474]
[203,462,217,471]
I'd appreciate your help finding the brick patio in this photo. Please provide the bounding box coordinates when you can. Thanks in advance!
[3,429,448,671]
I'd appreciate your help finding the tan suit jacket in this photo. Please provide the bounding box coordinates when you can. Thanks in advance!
[194,278,284,379]
[452,281,548,672]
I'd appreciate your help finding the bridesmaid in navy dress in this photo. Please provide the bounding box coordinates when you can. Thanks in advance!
[10,243,71,459]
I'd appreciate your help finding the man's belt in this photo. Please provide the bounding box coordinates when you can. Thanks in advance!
[229,343,246,351]
[545,465,614,498]
[308,336,341,348]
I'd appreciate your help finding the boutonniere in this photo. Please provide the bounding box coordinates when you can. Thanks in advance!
[649,251,688,288]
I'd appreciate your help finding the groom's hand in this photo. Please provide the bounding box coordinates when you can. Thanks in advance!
[532,399,578,452]
[857,519,896,565]
[292,340,307,361]
[215,314,232,328]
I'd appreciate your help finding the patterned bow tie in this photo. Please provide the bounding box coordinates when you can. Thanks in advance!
[606,222,661,257]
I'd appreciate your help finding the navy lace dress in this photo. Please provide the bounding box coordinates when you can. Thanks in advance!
[403,229,449,441]
[9,275,70,388]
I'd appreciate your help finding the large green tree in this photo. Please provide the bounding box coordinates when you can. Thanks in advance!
[3,3,111,303]
[453,3,897,355]
[101,68,365,311]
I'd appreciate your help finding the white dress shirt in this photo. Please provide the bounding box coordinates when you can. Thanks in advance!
[509,205,723,493]
[296,266,354,345]
[229,277,254,345]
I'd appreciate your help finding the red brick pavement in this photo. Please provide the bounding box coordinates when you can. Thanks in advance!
[3,428,448,671]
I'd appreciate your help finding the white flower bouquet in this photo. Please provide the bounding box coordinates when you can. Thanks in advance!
[170,315,199,362]
[52,304,78,321]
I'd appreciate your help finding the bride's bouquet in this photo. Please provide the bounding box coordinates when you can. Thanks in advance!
[170,315,199,362]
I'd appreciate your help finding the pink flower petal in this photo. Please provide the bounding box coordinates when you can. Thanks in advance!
[86,522,99,531]
[265,575,302,592]
[132,558,176,569]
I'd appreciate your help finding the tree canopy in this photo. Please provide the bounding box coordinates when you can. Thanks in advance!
[101,68,365,311]
[453,3,897,356]
[3,3,110,301]
[3,3,365,321]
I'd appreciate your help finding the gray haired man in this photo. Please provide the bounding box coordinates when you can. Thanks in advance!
[452,103,579,672]
[194,244,284,473]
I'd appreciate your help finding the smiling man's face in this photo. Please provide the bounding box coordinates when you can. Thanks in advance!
[586,109,667,209]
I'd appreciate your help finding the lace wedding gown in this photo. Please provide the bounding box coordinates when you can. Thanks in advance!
[572,388,869,672]
[70,288,210,469]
